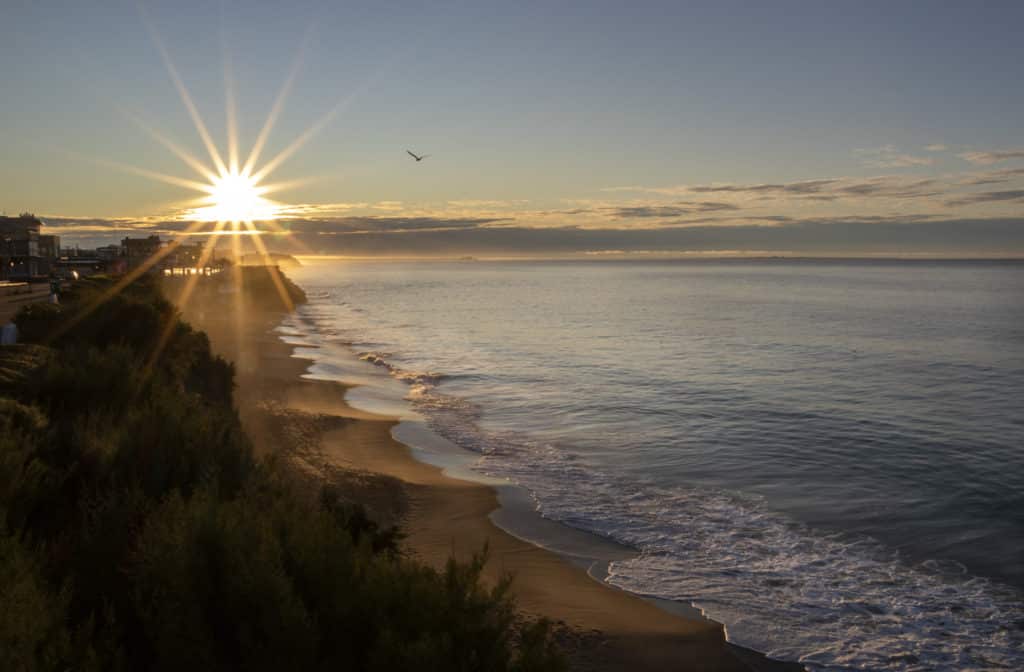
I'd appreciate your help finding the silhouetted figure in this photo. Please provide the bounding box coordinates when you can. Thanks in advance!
[406,150,429,162]
[1,320,17,345]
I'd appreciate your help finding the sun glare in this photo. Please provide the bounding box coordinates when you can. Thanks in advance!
[112,15,335,265]
[191,170,278,223]
[54,14,325,363]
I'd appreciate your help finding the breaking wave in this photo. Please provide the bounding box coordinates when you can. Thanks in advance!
[408,381,1024,671]
[287,303,1024,672]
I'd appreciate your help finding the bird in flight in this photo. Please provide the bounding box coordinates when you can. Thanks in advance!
[406,150,430,162]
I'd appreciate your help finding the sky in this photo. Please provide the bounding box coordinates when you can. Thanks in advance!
[1,0,1023,257]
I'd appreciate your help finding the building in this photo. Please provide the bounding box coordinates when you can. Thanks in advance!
[38,234,60,259]
[38,234,60,275]
[95,244,124,260]
[164,242,205,271]
[53,242,127,277]
[122,235,164,269]
[0,214,43,281]
[120,236,220,275]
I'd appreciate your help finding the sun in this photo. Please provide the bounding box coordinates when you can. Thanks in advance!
[111,16,345,243]
[190,170,279,223]
[59,13,328,354]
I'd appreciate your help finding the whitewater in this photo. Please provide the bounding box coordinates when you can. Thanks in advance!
[284,258,1024,671]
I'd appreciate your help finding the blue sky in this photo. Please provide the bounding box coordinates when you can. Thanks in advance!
[1,0,1023,256]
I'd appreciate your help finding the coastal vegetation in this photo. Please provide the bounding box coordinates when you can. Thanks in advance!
[0,274,563,671]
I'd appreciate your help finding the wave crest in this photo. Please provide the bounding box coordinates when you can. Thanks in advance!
[291,304,1024,672]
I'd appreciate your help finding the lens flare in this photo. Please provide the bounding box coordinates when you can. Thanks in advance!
[191,170,278,222]
[127,12,328,235]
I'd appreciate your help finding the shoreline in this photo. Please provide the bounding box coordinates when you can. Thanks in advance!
[175,279,801,672]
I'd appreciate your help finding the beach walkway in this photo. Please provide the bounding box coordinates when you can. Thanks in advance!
[0,283,51,325]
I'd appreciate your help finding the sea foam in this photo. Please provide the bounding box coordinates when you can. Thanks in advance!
[281,261,1024,672]
[307,326,1024,672]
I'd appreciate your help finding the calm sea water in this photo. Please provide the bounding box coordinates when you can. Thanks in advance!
[286,259,1024,671]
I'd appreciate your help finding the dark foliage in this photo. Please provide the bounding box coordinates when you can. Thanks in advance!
[0,275,563,671]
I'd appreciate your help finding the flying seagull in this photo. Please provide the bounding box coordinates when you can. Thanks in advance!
[406,150,429,162]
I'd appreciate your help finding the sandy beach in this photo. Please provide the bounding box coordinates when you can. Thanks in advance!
[172,277,799,672]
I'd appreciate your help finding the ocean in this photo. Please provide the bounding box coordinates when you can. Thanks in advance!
[283,258,1024,671]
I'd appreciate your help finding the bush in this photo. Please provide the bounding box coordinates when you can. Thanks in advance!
[0,530,71,672]
[9,303,63,344]
[0,274,564,671]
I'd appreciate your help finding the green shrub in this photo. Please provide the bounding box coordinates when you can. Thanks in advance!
[0,273,565,671]
[0,529,71,672]
[8,303,63,345]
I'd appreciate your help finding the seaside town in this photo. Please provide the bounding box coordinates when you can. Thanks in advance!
[1,213,220,331]
[0,213,215,281]
[3,3,1023,670]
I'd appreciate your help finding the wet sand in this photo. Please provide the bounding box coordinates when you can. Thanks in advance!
[172,279,799,672]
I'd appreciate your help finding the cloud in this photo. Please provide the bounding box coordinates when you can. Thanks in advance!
[275,202,370,216]
[854,146,934,168]
[39,160,1024,256]
[831,177,940,199]
[41,216,211,234]
[278,216,510,235]
[659,176,940,201]
[959,149,1024,165]
[39,211,1024,257]
[40,217,150,232]
[38,215,510,241]
[600,201,739,219]
[281,217,1024,257]
[961,176,1012,187]
[581,249,797,257]
[687,179,840,196]
[925,144,947,152]
[958,167,1024,186]
[600,179,838,199]
[605,175,943,201]
[446,200,530,209]
[946,190,1024,207]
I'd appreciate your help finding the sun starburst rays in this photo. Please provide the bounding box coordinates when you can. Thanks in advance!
[125,18,329,255]
[240,27,312,179]
[223,44,240,176]
[40,14,331,355]
[67,16,331,347]
[188,171,278,223]
[144,220,226,373]
[125,113,220,184]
